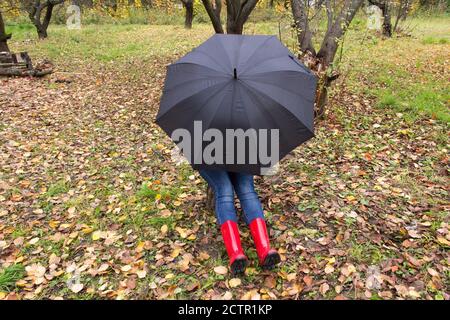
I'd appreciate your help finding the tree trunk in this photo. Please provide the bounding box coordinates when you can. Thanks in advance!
[37,27,48,39]
[182,0,194,29]
[202,0,259,35]
[290,0,364,117]
[141,0,153,8]
[0,11,11,52]
[393,0,413,33]
[291,0,316,55]
[27,0,64,39]
[201,0,224,33]
[368,0,392,37]
[382,6,392,37]
[317,0,364,67]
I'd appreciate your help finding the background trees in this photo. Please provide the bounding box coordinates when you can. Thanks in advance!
[368,0,392,37]
[291,0,364,117]
[20,0,65,39]
[201,0,260,34]
[0,10,11,52]
[181,0,193,28]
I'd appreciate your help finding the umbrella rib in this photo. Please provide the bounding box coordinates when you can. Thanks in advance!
[157,81,229,120]
[185,49,230,74]
[241,80,314,134]
[163,74,229,94]
[240,55,307,76]
[241,82,314,158]
[170,62,228,77]
[156,80,231,123]
[238,82,290,146]
[190,82,233,165]
[244,78,314,106]
[237,36,278,73]
[214,36,234,72]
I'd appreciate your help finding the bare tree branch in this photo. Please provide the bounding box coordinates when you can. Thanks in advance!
[291,0,316,55]
[202,0,224,33]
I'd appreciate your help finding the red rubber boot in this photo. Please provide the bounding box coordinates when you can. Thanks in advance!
[249,218,281,269]
[221,220,248,275]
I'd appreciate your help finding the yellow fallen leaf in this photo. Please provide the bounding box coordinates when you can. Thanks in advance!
[29,237,39,245]
[97,263,109,273]
[175,227,188,238]
[161,225,168,235]
[229,278,241,288]
[325,265,335,274]
[214,266,228,275]
[136,270,147,279]
[92,231,102,241]
[437,236,450,246]
[82,226,93,234]
[287,273,297,281]
[49,221,60,229]
[187,234,196,240]
[135,241,145,253]
[199,251,210,261]
[171,248,181,258]
[121,265,132,272]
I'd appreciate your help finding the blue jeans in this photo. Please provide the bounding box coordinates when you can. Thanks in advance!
[199,169,265,226]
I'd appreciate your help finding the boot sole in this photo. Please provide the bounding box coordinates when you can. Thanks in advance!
[231,257,248,275]
[262,251,281,270]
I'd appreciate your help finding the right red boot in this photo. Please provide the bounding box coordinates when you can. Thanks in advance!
[220,220,248,275]
[249,218,281,269]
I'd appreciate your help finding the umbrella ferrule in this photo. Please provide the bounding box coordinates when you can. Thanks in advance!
[233,68,237,79]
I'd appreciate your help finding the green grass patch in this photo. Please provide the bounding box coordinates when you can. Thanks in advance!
[0,264,25,292]
[422,36,449,45]
[45,180,70,197]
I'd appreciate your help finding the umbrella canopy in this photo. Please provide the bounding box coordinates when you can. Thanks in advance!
[156,34,317,175]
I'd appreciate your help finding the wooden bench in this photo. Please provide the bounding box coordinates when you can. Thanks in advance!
[0,51,53,77]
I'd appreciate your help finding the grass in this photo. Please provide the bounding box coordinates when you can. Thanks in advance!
[7,15,448,123]
[422,36,449,44]
[1,13,449,300]
[0,265,25,292]
[45,180,70,197]
[338,16,450,123]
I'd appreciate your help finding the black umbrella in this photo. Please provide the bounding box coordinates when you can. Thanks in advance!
[156,34,317,175]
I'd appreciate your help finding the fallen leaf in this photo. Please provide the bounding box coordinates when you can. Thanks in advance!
[70,283,84,293]
[229,278,241,288]
[214,266,228,275]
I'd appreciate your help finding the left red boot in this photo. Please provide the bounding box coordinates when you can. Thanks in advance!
[221,220,248,275]
[249,218,281,269]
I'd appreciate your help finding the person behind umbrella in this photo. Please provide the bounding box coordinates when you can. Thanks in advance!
[199,169,280,274]
[156,34,317,275]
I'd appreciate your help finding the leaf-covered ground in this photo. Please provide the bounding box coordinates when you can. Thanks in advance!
[0,20,449,300]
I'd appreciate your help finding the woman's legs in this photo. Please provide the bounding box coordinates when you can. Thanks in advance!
[228,172,264,225]
[199,169,248,274]
[198,169,237,225]
[229,172,280,269]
